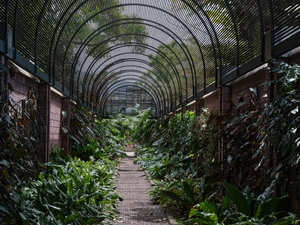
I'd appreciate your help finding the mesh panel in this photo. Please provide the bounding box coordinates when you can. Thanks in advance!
[4,0,300,114]
[234,1,261,64]
[16,0,44,62]
[0,1,6,40]
[272,0,300,45]
[104,85,156,116]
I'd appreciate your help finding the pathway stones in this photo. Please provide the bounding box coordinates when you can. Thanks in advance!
[113,152,169,225]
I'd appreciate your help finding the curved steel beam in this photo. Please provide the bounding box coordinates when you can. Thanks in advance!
[69,19,196,99]
[82,41,181,97]
[49,3,207,99]
[95,70,166,111]
[92,66,170,110]
[97,75,163,113]
[100,83,160,118]
[80,51,180,106]
[99,80,162,116]
[85,42,185,106]
[90,59,175,109]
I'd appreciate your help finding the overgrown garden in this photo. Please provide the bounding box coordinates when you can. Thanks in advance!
[0,64,128,224]
[133,63,300,224]
[1,63,300,224]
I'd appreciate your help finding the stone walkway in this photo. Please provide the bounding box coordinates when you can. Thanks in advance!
[113,152,170,225]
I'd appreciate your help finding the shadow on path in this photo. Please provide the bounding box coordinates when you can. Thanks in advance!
[113,152,169,225]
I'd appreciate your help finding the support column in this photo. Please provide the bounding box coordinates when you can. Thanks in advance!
[0,55,8,108]
[220,85,232,114]
[61,97,71,155]
[38,83,50,162]
[196,98,204,116]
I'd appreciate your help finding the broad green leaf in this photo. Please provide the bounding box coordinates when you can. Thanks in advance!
[223,182,251,216]
[64,212,80,223]
[255,198,281,218]
[200,202,218,214]
[0,205,9,214]
[182,181,195,203]
[161,190,181,202]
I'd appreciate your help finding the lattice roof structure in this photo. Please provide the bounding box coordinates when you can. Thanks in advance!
[1,0,300,117]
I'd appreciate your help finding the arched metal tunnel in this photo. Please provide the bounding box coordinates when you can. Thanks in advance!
[1,0,300,117]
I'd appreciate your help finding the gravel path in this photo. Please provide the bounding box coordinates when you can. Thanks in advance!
[112,152,170,225]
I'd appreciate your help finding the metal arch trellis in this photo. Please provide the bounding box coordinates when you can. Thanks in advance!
[65,17,200,104]
[91,58,175,110]
[79,49,181,104]
[67,18,197,99]
[100,81,161,117]
[49,2,208,103]
[93,68,169,113]
[90,64,172,111]
[98,76,163,112]
[83,53,178,111]
[77,35,185,105]
[174,0,223,89]
[82,40,188,108]
[102,85,158,117]
[1,0,300,117]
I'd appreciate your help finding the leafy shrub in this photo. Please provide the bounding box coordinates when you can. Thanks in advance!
[189,181,299,225]
[18,153,121,224]
[70,104,126,160]
[133,62,300,223]
[0,65,42,224]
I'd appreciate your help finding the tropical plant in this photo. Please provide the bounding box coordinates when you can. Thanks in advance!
[0,64,43,224]
[151,177,217,215]
[18,151,121,224]
[188,181,299,225]
[70,103,126,160]
[259,63,300,194]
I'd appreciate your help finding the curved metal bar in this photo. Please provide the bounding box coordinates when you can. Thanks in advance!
[186,0,223,89]
[86,57,174,111]
[94,70,166,111]
[100,83,160,118]
[13,0,21,59]
[47,0,79,85]
[97,75,164,114]
[49,3,201,99]
[34,0,49,76]
[100,80,161,111]
[86,42,185,106]
[69,19,195,100]
[99,78,162,113]
[95,69,166,104]
[222,0,240,79]
[92,65,170,110]
[82,41,182,101]
[90,58,175,110]
[99,80,162,117]
[80,51,180,106]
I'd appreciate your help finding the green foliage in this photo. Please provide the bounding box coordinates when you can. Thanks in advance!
[0,67,43,224]
[188,181,299,225]
[18,153,121,224]
[260,63,300,186]
[70,103,126,160]
[133,63,300,224]
[150,177,216,215]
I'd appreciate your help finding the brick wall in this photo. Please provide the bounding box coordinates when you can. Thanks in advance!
[49,91,62,147]
[203,89,220,111]
[6,63,69,161]
[8,70,37,104]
